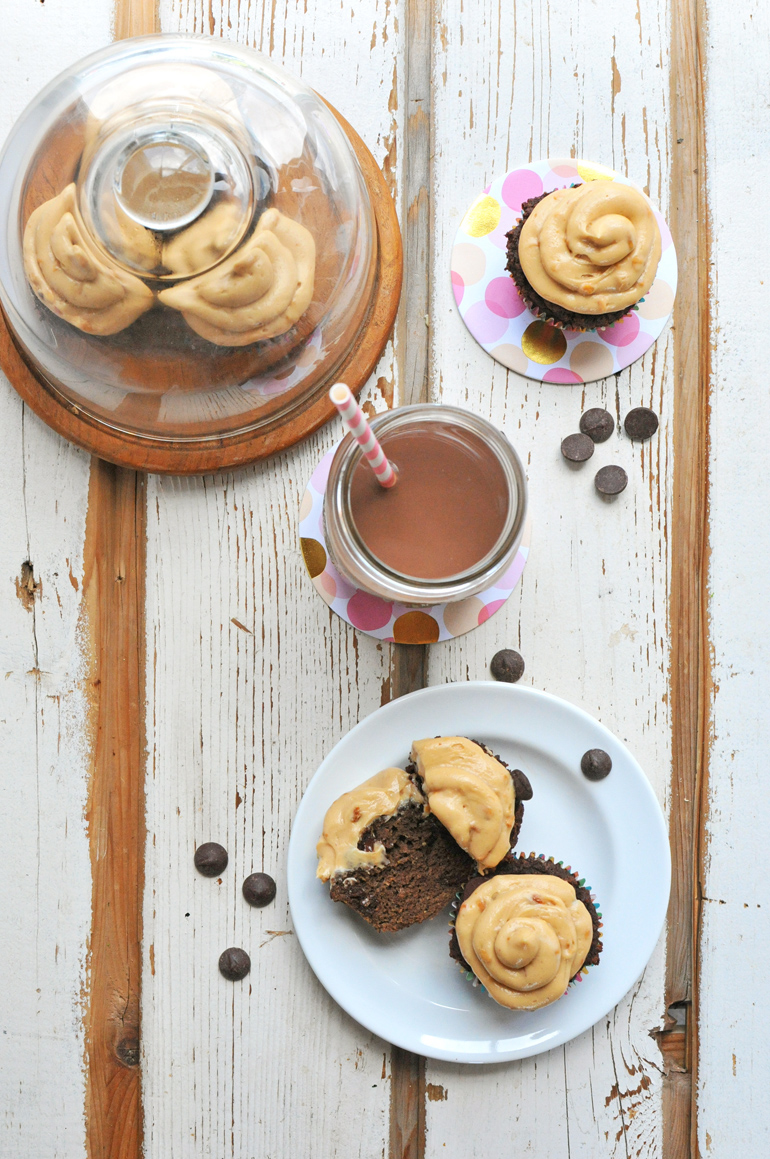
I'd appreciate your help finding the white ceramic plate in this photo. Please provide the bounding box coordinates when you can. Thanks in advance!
[287,682,670,1064]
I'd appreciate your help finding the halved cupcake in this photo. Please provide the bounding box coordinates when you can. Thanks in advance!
[316,767,474,932]
[408,737,532,872]
[449,852,603,1010]
[505,179,661,332]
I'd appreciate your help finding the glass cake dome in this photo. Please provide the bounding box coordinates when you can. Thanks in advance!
[0,35,387,462]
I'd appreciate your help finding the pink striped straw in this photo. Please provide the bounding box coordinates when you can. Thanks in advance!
[328,383,397,489]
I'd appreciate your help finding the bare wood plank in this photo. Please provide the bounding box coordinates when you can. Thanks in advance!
[387,0,434,1151]
[665,0,712,1154]
[82,464,147,1159]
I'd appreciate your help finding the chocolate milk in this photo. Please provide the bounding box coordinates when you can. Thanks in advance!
[348,421,509,580]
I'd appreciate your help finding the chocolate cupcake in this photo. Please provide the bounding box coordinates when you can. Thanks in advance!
[408,737,531,872]
[505,179,661,332]
[316,767,474,932]
[449,852,603,1010]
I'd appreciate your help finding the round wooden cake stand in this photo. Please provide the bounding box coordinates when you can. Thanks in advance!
[0,104,402,475]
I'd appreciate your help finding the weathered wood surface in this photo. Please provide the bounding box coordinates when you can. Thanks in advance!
[1,1,768,1158]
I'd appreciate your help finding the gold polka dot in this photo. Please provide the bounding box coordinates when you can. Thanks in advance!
[461,195,501,238]
[301,537,326,578]
[393,611,440,644]
[521,321,567,365]
[443,597,485,637]
[569,340,615,380]
[576,160,617,182]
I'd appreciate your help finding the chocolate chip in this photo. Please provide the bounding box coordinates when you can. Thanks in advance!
[595,465,628,495]
[624,407,659,440]
[218,947,251,981]
[581,749,613,781]
[511,769,533,801]
[561,432,595,463]
[490,649,525,683]
[580,408,615,443]
[242,872,276,907]
[194,842,228,877]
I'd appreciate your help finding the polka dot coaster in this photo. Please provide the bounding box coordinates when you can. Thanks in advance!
[451,157,677,383]
[299,448,531,643]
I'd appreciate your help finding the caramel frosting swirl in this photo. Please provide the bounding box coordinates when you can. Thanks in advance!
[410,738,515,871]
[455,874,593,1010]
[316,768,424,882]
[162,198,245,278]
[518,180,661,315]
[158,208,315,346]
[23,184,154,335]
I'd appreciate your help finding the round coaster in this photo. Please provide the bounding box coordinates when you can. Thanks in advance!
[299,448,531,643]
[451,157,677,384]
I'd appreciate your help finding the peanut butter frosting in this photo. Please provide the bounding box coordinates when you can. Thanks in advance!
[455,874,593,1010]
[162,198,245,277]
[158,208,315,346]
[316,768,424,882]
[410,738,515,871]
[23,184,154,335]
[518,180,661,316]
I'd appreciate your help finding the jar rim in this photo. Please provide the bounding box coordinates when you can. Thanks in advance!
[324,403,528,605]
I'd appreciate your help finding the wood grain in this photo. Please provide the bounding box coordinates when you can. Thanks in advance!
[387,0,434,1151]
[664,1,712,1155]
[82,464,147,1159]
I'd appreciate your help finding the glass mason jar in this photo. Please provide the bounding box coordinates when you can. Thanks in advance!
[323,404,528,605]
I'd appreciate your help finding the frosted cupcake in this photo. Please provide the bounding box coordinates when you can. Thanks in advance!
[449,853,603,1010]
[505,179,661,331]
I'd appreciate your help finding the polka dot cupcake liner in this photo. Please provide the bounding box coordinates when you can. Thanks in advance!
[451,157,677,383]
[299,446,531,643]
[448,852,603,1000]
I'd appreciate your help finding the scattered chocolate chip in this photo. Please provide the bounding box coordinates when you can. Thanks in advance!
[218,947,251,981]
[511,769,533,801]
[594,465,628,495]
[581,749,613,781]
[194,842,228,877]
[561,432,595,463]
[580,408,615,443]
[242,872,276,907]
[624,407,659,440]
[490,649,525,683]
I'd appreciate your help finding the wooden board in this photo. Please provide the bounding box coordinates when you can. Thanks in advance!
[2,1,769,1158]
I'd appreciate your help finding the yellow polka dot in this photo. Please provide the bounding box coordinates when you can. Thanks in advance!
[301,537,326,578]
[576,160,617,182]
[521,321,567,365]
[461,195,501,238]
[393,611,440,644]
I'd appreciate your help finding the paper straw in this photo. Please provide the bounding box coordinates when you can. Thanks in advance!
[328,383,397,489]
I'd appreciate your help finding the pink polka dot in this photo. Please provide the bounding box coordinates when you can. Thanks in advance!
[543,367,582,383]
[550,163,579,178]
[655,212,673,251]
[488,222,513,250]
[613,330,656,371]
[501,169,543,211]
[598,312,640,347]
[496,554,526,591]
[309,455,332,493]
[451,270,464,305]
[318,571,337,598]
[464,300,509,344]
[330,567,357,601]
[478,599,507,625]
[346,591,393,631]
[485,277,526,319]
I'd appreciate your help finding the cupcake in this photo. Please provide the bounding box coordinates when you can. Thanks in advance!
[408,737,531,872]
[316,766,475,932]
[449,853,603,1010]
[505,179,661,331]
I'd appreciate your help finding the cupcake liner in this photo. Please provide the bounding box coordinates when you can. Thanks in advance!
[448,851,603,1001]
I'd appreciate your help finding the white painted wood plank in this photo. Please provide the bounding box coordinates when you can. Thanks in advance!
[0,6,111,1156]
[699,3,770,1154]
[143,4,403,1156]
[425,1,671,1154]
